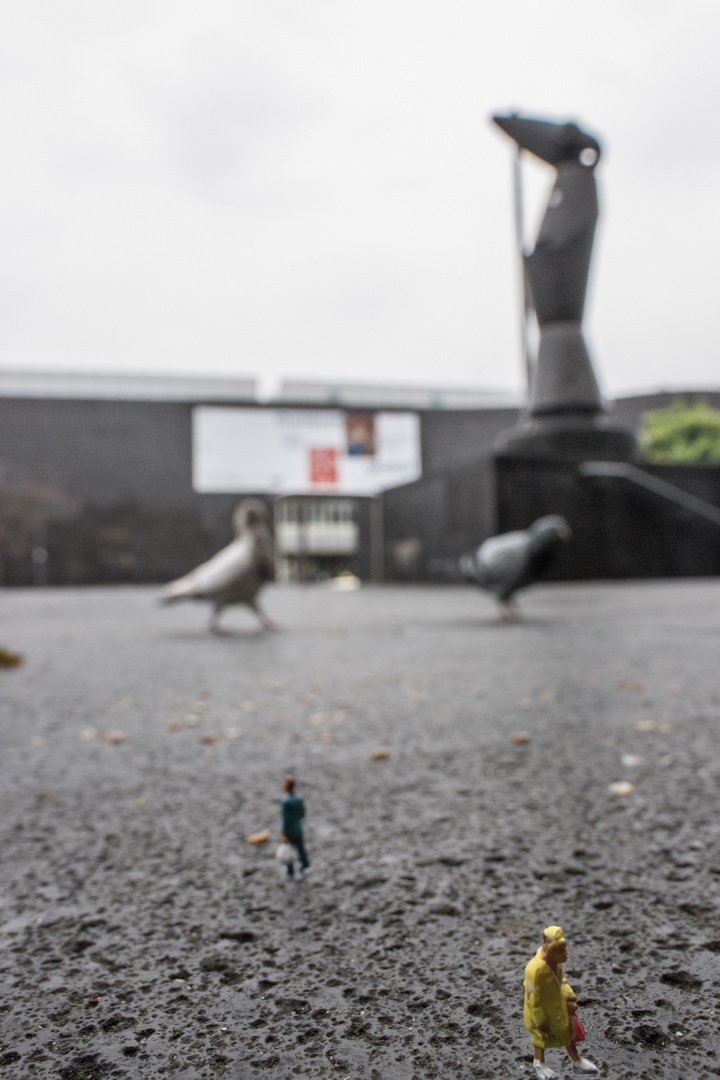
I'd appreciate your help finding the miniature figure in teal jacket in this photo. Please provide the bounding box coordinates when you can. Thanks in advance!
[523,926,598,1079]
[281,775,310,879]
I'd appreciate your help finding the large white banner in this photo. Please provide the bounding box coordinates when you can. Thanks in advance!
[192,407,421,496]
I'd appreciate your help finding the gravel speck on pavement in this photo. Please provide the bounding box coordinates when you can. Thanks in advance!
[1,581,719,1080]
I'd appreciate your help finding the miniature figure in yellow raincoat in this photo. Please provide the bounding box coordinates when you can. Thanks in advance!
[523,926,598,1079]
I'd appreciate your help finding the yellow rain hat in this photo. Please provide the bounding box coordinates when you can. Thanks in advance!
[543,925,565,941]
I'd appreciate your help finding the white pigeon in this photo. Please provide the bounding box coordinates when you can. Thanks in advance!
[161,499,278,633]
[459,515,572,620]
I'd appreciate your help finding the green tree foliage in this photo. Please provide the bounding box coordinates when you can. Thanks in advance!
[640,399,720,464]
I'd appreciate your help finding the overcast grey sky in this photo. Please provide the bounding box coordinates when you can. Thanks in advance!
[2,1,719,398]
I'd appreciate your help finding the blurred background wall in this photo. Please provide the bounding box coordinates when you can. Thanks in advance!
[2,371,720,586]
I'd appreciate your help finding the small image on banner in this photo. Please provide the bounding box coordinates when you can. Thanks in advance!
[345,411,376,456]
[309,446,338,485]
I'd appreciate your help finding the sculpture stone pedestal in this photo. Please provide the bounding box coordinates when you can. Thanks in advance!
[496,411,637,463]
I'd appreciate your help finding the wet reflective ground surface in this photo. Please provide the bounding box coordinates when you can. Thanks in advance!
[1,581,719,1080]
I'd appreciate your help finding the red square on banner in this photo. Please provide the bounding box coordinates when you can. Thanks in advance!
[309,446,338,485]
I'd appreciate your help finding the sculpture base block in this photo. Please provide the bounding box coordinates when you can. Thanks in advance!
[495,411,637,463]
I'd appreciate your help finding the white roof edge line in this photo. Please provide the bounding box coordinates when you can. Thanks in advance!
[0,369,257,401]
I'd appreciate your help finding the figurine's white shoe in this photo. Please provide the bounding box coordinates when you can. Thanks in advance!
[533,1063,559,1080]
[572,1059,598,1075]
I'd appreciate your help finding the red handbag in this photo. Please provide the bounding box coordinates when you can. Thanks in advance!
[572,1016,586,1044]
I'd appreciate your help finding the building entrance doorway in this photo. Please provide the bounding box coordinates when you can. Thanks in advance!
[274,497,360,582]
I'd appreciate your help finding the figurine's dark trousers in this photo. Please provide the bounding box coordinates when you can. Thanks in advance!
[286,832,310,878]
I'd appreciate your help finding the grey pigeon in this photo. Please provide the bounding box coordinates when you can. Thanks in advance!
[459,515,571,620]
[161,498,278,633]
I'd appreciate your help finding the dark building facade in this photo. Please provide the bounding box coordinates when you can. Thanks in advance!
[0,375,519,586]
[1,373,719,586]
[0,396,238,585]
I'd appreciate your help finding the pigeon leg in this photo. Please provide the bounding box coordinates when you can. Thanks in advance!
[252,600,281,633]
[498,597,521,623]
[209,606,228,635]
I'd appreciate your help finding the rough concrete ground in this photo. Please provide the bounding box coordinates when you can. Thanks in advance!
[1,580,719,1080]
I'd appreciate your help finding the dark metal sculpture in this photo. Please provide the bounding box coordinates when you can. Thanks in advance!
[493,113,635,461]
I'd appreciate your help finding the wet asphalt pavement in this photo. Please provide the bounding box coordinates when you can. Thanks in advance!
[1,580,720,1080]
